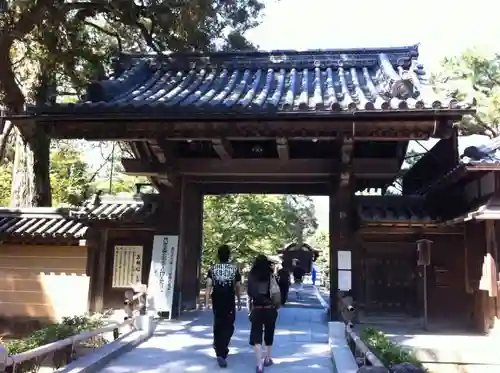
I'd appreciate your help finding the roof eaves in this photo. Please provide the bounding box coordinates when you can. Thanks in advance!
[441,197,500,225]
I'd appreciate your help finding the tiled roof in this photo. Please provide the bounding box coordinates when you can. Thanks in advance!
[461,135,500,167]
[444,197,500,225]
[0,195,158,241]
[402,135,500,196]
[72,196,157,221]
[34,45,467,117]
[0,208,88,240]
[357,196,436,224]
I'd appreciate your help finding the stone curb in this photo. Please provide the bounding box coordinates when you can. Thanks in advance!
[328,321,358,373]
[313,286,330,311]
[55,324,155,373]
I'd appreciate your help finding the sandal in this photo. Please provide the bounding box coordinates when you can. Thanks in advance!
[256,365,264,373]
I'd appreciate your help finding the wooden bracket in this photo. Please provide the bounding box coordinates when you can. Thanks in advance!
[341,136,353,164]
[276,137,290,160]
[212,138,233,160]
[339,137,354,187]
[122,139,179,187]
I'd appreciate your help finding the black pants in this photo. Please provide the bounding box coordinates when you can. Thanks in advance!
[213,306,235,358]
[249,307,278,346]
[279,284,289,305]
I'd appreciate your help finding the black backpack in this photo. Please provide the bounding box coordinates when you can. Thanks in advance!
[249,276,271,306]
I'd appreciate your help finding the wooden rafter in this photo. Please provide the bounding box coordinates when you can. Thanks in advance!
[122,139,179,187]
[276,137,289,160]
[147,139,175,187]
[212,138,233,160]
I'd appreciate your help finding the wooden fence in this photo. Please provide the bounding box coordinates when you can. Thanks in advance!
[0,285,149,373]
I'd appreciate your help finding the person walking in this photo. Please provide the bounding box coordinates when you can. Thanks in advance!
[292,259,305,300]
[205,245,242,368]
[276,264,290,305]
[247,255,280,373]
[311,264,317,286]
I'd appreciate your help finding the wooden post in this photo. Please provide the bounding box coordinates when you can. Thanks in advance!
[85,229,99,312]
[133,283,148,315]
[173,177,188,318]
[124,290,134,320]
[329,136,354,321]
[94,229,108,312]
[179,183,203,312]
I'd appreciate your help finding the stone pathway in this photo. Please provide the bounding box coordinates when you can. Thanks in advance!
[96,286,332,373]
[284,284,325,309]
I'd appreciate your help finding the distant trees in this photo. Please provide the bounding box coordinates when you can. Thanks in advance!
[202,195,318,270]
[433,47,500,138]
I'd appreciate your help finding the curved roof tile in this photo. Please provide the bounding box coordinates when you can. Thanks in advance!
[34,46,467,116]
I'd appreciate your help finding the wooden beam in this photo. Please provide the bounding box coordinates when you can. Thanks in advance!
[185,175,331,184]
[201,182,331,195]
[360,226,464,235]
[36,118,443,141]
[276,138,289,160]
[121,158,401,178]
[212,138,233,160]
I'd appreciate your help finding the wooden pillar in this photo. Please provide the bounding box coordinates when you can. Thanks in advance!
[153,183,182,317]
[85,228,100,312]
[178,180,203,312]
[486,220,499,323]
[329,137,354,321]
[94,228,108,312]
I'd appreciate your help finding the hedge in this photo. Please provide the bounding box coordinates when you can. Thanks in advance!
[360,327,427,372]
[2,313,108,373]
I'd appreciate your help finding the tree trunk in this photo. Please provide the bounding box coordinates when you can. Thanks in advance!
[10,127,51,207]
[10,73,53,208]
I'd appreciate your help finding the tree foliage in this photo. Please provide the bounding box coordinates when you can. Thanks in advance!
[202,194,318,271]
[0,0,265,207]
[309,228,329,274]
[0,138,144,206]
[0,0,264,113]
[434,47,500,137]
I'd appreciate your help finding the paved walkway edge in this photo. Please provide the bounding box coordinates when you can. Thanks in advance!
[328,322,358,373]
[315,286,359,372]
[313,286,329,311]
[56,325,156,373]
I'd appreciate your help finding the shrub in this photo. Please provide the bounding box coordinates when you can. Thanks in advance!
[360,327,426,370]
[3,313,109,373]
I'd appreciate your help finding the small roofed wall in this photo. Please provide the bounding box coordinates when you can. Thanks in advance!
[402,134,459,195]
[0,245,90,336]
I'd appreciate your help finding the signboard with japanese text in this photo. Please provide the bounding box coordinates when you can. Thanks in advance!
[112,246,143,288]
[147,235,179,319]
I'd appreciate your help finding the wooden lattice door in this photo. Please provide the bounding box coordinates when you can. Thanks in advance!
[365,252,417,314]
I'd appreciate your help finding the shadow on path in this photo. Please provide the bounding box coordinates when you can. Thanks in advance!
[97,286,331,373]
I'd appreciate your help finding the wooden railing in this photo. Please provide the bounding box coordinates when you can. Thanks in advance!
[0,285,149,373]
[338,295,387,370]
[345,326,386,368]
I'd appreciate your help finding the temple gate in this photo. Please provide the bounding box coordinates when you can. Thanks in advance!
[11,45,474,322]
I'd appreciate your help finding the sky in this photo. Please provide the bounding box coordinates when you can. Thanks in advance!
[242,0,500,230]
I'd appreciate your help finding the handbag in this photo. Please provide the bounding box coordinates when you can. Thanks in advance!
[269,275,281,308]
